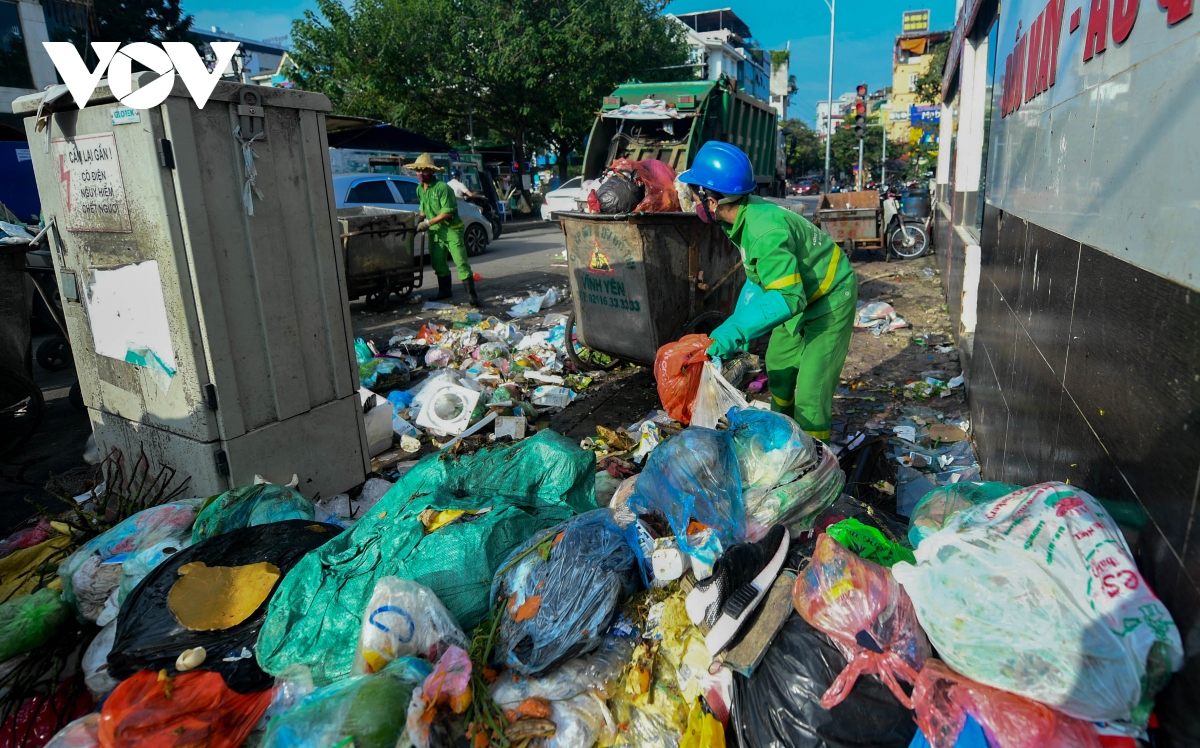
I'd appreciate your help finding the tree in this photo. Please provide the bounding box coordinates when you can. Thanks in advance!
[289,0,690,182]
[51,0,196,55]
[913,38,949,105]
[828,124,907,184]
[779,119,821,178]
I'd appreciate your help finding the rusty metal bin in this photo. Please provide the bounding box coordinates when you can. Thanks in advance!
[558,211,745,365]
[815,191,881,249]
[337,207,424,312]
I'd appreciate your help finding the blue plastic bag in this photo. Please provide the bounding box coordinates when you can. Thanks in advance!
[490,509,639,675]
[628,427,744,566]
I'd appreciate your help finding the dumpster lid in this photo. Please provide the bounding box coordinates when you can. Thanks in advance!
[817,191,881,211]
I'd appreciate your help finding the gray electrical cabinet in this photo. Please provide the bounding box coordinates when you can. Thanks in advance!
[14,74,369,499]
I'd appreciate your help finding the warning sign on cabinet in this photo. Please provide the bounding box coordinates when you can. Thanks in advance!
[53,134,132,232]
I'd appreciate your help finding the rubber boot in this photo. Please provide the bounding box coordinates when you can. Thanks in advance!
[462,277,481,307]
[430,275,452,301]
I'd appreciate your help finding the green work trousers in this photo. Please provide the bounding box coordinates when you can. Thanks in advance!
[429,226,472,281]
[765,281,857,440]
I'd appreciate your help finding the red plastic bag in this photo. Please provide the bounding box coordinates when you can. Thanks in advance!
[792,533,929,709]
[913,659,1102,748]
[654,335,712,424]
[98,670,272,748]
[632,160,680,213]
[0,680,92,748]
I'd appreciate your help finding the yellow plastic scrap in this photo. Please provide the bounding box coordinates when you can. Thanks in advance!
[0,536,72,601]
[167,561,281,631]
[679,700,725,748]
[654,595,713,703]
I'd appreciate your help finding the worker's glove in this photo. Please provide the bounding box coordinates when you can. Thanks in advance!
[416,220,431,232]
[707,283,794,360]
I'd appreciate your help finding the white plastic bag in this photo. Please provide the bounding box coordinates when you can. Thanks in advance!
[690,362,748,429]
[351,577,469,675]
[82,622,120,699]
[892,482,1183,724]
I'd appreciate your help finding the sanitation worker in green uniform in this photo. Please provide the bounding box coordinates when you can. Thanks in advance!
[407,153,480,306]
[678,142,857,440]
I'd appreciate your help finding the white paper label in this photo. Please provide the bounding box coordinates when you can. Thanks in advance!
[110,106,140,126]
[15,148,31,162]
[87,261,177,389]
[52,134,132,232]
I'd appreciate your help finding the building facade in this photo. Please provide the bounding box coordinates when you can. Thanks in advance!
[815,92,855,138]
[888,28,950,143]
[934,0,1200,738]
[671,9,772,102]
[1,0,57,128]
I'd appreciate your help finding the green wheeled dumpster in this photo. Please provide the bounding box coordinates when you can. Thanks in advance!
[558,212,745,366]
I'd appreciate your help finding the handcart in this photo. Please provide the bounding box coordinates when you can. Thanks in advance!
[338,207,425,312]
[556,211,745,368]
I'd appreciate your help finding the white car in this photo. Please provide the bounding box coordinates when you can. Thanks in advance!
[540,176,588,220]
[333,174,493,255]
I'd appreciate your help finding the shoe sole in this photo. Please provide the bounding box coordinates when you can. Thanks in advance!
[703,529,791,655]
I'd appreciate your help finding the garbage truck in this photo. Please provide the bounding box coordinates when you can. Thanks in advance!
[581,77,785,195]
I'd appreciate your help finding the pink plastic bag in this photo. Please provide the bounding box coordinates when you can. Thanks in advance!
[792,533,929,708]
[632,159,680,213]
[913,659,1101,748]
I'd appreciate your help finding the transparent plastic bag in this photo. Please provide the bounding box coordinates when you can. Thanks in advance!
[745,440,843,540]
[892,482,1183,724]
[191,483,314,543]
[83,621,120,698]
[351,577,468,675]
[906,481,1020,548]
[792,534,929,709]
[490,510,639,675]
[629,427,745,567]
[654,335,712,425]
[912,658,1101,748]
[632,159,680,213]
[44,713,100,748]
[691,363,749,429]
[729,407,815,498]
[260,658,430,748]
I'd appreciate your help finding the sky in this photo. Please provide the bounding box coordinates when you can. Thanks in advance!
[185,0,959,127]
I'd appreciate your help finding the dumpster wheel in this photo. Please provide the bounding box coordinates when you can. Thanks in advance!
[681,310,727,336]
[565,311,622,372]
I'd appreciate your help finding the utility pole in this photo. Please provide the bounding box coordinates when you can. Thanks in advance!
[821,0,836,193]
[853,83,867,191]
[881,128,887,187]
[858,140,865,190]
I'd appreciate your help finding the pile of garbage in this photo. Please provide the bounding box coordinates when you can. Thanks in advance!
[585,159,680,215]
[348,301,595,466]
[0,333,1184,748]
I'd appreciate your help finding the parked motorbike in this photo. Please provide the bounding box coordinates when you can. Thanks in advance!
[882,189,929,259]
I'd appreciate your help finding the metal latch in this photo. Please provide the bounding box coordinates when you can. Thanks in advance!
[203,383,218,410]
[158,138,175,169]
[215,450,230,476]
[236,89,266,140]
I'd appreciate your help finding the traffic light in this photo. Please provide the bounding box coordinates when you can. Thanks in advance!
[853,83,868,139]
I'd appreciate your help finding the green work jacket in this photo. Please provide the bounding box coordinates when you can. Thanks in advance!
[418,181,465,232]
[721,196,855,329]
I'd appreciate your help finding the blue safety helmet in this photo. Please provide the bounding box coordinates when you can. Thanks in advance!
[450,169,462,179]
[678,141,756,196]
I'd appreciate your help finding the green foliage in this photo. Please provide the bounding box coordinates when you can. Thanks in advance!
[914,38,950,105]
[770,49,790,70]
[290,0,691,176]
[779,118,821,178]
[50,0,195,51]
[828,125,908,182]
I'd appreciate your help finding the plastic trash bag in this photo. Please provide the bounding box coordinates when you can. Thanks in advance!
[97,669,273,748]
[654,335,712,425]
[83,622,120,698]
[191,484,314,544]
[0,519,53,562]
[792,534,929,709]
[730,407,816,500]
[0,587,69,662]
[0,680,92,748]
[631,159,680,213]
[490,509,639,675]
[354,338,373,366]
[595,173,644,214]
[906,482,1019,548]
[825,518,914,568]
[360,357,410,391]
[691,362,749,429]
[109,520,341,693]
[58,499,203,618]
[745,440,844,540]
[260,657,431,748]
[258,431,596,686]
[44,713,100,748]
[629,426,744,567]
[352,577,468,675]
[891,482,1183,724]
[0,536,73,605]
[731,612,917,748]
[911,658,1100,748]
[406,646,473,747]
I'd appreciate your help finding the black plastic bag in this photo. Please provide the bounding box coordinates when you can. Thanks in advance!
[108,520,341,692]
[787,495,910,571]
[730,613,917,748]
[596,175,644,214]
